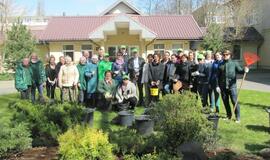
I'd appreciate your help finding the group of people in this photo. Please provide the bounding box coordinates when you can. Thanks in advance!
[15,45,249,123]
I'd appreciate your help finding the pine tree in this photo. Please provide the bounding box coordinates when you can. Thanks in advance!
[3,19,36,70]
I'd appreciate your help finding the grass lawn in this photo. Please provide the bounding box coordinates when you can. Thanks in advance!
[0,90,269,155]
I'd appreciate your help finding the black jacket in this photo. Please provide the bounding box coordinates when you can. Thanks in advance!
[128,57,145,81]
[148,61,165,84]
[175,61,191,84]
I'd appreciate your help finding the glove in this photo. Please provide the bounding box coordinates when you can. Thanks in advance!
[244,67,249,73]
[189,85,193,89]
[151,81,156,86]
[114,71,119,75]
[191,71,200,76]
[216,87,221,93]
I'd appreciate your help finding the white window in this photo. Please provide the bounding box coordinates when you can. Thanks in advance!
[154,44,165,55]
[63,45,74,61]
[81,44,93,54]
[172,44,183,54]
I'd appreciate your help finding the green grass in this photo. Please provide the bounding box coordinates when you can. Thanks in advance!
[0,90,269,155]
[0,73,14,81]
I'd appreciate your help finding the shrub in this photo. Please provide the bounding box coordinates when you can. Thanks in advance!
[58,125,115,160]
[123,152,182,160]
[9,100,85,146]
[151,92,216,154]
[0,123,32,158]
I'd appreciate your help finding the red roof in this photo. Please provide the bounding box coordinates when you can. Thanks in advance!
[39,15,203,41]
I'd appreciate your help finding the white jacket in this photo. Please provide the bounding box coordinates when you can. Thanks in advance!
[115,81,138,103]
[58,64,79,87]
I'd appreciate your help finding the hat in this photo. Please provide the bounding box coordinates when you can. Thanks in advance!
[177,48,183,52]
[122,75,129,80]
[131,48,138,53]
[104,52,110,57]
[197,54,205,60]
[120,45,126,49]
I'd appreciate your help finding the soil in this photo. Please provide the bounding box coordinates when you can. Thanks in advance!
[7,147,58,160]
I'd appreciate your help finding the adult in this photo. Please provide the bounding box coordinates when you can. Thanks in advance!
[15,58,32,100]
[45,55,57,102]
[56,56,65,77]
[148,53,165,103]
[163,54,178,94]
[115,75,138,110]
[127,48,145,105]
[120,45,129,62]
[85,55,99,107]
[82,50,92,64]
[141,54,153,106]
[217,50,249,123]
[98,53,112,81]
[30,53,46,103]
[161,51,170,65]
[97,71,118,110]
[175,54,192,93]
[98,46,105,61]
[209,52,223,113]
[77,57,87,104]
[112,52,128,83]
[58,56,79,102]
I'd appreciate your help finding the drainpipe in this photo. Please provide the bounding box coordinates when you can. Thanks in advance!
[145,38,156,57]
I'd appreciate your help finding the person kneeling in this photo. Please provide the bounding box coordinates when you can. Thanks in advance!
[115,75,138,110]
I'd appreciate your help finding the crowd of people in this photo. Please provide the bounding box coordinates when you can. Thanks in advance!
[15,46,249,123]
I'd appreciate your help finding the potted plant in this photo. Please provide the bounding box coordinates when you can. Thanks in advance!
[135,114,154,136]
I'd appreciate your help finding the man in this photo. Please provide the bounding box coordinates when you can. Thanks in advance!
[127,48,145,106]
[15,58,32,100]
[161,51,170,65]
[141,54,153,107]
[115,75,138,110]
[30,53,46,103]
[217,50,249,123]
[120,45,129,62]
[98,46,105,61]
[77,57,87,104]
[98,53,113,81]
[58,56,79,102]
[82,50,92,64]
[56,56,65,76]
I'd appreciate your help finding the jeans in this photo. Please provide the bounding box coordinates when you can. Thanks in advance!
[31,82,44,103]
[220,86,240,120]
[197,83,208,108]
[209,85,220,112]
[46,81,56,99]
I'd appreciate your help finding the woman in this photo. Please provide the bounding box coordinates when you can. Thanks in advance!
[98,53,112,81]
[175,54,192,93]
[148,53,165,103]
[97,71,118,110]
[112,52,127,83]
[85,55,99,107]
[45,55,57,102]
[77,57,87,104]
[163,54,178,94]
[58,56,79,102]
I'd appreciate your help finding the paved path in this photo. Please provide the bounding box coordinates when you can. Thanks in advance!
[0,69,269,95]
[0,80,17,95]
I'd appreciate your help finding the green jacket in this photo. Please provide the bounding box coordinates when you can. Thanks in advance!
[77,63,87,91]
[98,60,112,81]
[218,59,244,89]
[15,63,32,91]
[97,79,118,95]
[30,60,46,84]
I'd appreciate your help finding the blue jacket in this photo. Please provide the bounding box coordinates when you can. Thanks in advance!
[209,60,223,87]
[85,62,98,94]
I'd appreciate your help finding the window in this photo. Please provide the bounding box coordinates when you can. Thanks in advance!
[154,44,165,55]
[233,45,241,60]
[172,44,183,54]
[81,44,93,54]
[108,46,117,57]
[63,45,74,61]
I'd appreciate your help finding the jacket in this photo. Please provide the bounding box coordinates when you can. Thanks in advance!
[115,81,138,103]
[58,64,79,87]
[163,61,177,83]
[112,59,128,82]
[175,61,191,84]
[97,79,118,95]
[15,63,32,91]
[77,63,87,91]
[98,60,112,81]
[85,62,98,94]
[128,57,145,82]
[30,60,46,84]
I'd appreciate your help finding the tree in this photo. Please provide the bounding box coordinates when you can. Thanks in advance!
[201,23,229,52]
[3,19,36,70]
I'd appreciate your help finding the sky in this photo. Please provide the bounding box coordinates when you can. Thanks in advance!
[14,0,141,16]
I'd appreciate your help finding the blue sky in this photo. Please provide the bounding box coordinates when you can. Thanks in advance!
[15,0,141,16]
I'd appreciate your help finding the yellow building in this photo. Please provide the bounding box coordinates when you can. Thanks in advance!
[37,0,203,63]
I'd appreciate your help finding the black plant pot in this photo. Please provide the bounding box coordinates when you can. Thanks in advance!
[118,110,134,127]
[84,108,95,127]
[266,108,270,132]
[135,115,154,136]
[207,115,219,131]
[118,102,130,111]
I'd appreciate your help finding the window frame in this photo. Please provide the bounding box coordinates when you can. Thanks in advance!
[62,44,74,60]
[154,44,165,55]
